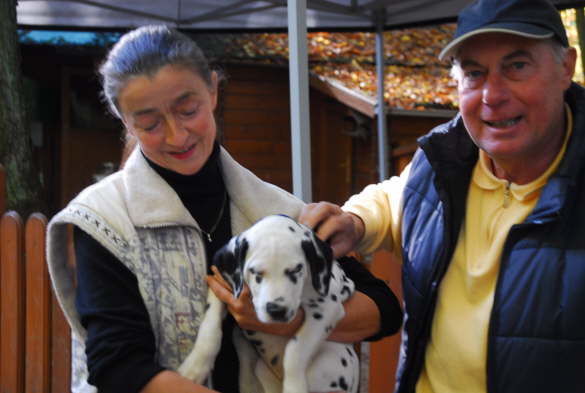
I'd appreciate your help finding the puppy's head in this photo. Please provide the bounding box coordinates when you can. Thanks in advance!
[213,215,333,324]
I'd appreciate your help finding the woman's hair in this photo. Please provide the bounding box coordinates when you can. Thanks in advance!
[99,25,213,119]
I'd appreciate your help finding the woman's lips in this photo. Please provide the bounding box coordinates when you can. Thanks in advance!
[169,144,195,160]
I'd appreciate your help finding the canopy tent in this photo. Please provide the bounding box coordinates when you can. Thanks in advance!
[17,0,585,201]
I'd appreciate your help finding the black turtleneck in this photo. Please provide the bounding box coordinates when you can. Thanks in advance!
[144,142,232,266]
[74,143,402,393]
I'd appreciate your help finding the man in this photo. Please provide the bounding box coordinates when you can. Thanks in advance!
[299,0,585,392]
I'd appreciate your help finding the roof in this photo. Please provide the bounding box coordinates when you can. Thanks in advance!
[218,25,459,112]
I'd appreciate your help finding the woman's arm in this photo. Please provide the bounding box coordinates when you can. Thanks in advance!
[140,371,218,393]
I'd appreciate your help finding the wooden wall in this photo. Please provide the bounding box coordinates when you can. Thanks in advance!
[221,63,355,205]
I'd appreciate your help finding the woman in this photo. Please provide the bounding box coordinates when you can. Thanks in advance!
[46,25,402,393]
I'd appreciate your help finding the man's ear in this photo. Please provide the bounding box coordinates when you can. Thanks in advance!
[562,47,577,90]
[301,232,333,297]
[212,236,249,298]
[210,71,219,111]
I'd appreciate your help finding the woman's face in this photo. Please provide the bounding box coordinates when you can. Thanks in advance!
[119,64,218,175]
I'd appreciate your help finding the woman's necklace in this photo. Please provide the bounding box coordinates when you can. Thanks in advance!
[201,191,227,243]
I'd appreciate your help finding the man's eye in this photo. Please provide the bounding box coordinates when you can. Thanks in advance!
[510,61,527,70]
[464,69,483,80]
[504,61,533,80]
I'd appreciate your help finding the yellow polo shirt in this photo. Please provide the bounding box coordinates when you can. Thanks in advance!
[343,106,573,393]
[416,106,572,393]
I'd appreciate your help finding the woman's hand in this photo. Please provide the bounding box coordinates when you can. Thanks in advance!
[207,266,304,336]
[299,202,364,259]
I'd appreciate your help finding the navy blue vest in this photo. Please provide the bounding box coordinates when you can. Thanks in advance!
[395,83,585,393]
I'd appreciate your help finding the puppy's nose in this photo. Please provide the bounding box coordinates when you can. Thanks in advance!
[266,302,288,321]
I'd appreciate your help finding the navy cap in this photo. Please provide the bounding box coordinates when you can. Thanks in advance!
[439,0,569,61]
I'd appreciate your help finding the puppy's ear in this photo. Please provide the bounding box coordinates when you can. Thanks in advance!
[212,236,249,298]
[301,233,333,296]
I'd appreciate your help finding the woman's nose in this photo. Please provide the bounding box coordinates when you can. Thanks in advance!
[164,116,188,146]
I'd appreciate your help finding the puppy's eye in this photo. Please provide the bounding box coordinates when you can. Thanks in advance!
[248,267,263,283]
[287,263,303,275]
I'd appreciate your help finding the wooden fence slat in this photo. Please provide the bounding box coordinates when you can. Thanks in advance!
[50,295,71,393]
[25,213,51,393]
[0,165,5,214]
[0,211,25,393]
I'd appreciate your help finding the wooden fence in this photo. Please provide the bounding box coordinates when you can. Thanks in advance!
[0,164,71,393]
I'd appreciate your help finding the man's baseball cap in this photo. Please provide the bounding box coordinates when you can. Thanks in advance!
[439,0,569,61]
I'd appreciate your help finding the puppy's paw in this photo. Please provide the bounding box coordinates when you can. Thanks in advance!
[282,375,309,393]
[177,352,214,384]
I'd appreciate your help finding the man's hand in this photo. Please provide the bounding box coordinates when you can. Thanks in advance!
[299,202,364,259]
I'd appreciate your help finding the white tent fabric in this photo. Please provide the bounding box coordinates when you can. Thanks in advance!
[16,0,585,30]
[16,0,585,200]
[14,0,477,30]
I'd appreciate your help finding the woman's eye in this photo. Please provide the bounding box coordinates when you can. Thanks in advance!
[178,106,198,117]
[142,122,160,131]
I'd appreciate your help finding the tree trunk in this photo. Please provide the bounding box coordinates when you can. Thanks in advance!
[0,0,42,217]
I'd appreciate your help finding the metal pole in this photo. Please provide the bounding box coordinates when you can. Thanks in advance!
[375,8,389,181]
[287,0,312,202]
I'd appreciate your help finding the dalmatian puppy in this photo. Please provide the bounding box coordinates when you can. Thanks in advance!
[178,214,359,393]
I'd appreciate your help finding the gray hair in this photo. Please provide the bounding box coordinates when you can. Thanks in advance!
[99,25,214,119]
[450,37,570,82]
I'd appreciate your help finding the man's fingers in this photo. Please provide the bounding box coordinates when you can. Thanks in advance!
[299,202,342,230]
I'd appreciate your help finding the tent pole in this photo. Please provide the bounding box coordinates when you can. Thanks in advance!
[375,9,389,181]
[287,0,312,202]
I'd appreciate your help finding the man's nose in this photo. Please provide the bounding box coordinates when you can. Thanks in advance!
[482,72,509,107]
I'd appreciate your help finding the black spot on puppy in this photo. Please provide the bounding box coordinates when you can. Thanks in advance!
[339,377,348,391]
[289,226,296,232]
[341,285,351,296]
[313,312,323,320]
[346,347,354,357]
[204,303,210,311]
[330,382,338,388]
[331,294,338,301]
[271,355,279,366]
[341,358,347,367]
[317,297,324,303]
[250,339,262,347]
